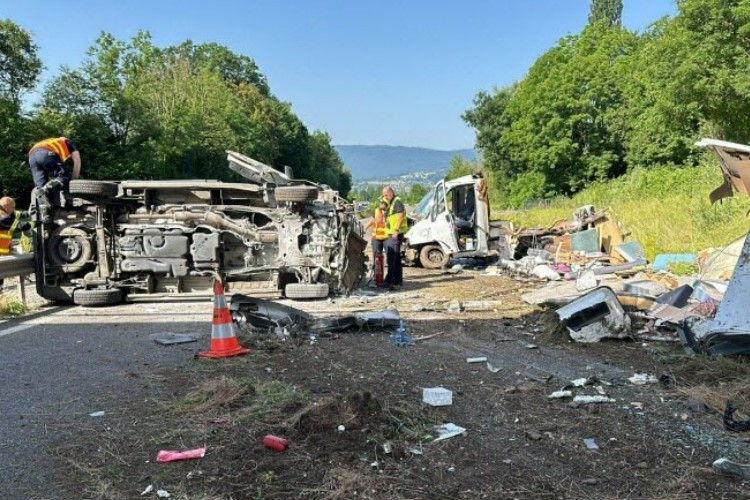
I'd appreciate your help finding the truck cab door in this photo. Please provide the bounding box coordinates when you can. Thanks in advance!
[430,181,459,253]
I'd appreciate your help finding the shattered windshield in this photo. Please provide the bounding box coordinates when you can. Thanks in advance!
[414,186,437,219]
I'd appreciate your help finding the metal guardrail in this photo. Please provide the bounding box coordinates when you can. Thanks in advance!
[0,254,35,280]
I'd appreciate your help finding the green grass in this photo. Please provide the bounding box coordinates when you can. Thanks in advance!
[0,297,28,317]
[501,161,750,259]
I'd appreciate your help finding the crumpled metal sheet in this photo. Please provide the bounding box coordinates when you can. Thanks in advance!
[556,287,631,342]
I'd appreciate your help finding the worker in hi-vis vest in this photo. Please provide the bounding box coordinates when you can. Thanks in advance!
[381,185,407,289]
[366,198,390,256]
[28,137,82,223]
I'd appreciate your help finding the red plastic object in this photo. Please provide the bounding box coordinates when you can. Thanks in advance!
[374,253,384,286]
[263,434,289,451]
[156,447,207,462]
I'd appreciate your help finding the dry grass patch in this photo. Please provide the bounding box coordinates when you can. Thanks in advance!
[176,376,255,413]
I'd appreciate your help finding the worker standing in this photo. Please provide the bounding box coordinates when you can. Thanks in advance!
[28,137,81,222]
[381,185,407,289]
[365,198,389,285]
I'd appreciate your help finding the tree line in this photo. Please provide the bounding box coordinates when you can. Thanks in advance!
[0,22,352,205]
[464,0,750,207]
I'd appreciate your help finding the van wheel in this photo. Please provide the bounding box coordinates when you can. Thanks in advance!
[73,288,124,307]
[419,245,448,269]
[69,180,119,199]
[275,186,319,203]
[285,283,329,299]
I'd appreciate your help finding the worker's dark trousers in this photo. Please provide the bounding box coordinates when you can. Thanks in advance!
[28,148,69,189]
[384,235,403,286]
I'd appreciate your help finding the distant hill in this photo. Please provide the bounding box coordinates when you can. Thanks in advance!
[335,145,477,180]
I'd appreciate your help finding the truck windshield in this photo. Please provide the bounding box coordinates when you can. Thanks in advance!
[414,186,437,219]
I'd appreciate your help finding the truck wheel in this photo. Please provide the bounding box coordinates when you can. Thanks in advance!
[419,245,448,269]
[47,227,93,273]
[275,186,319,203]
[285,283,329,299]
[73,288,124,307]
[69,180,119,199]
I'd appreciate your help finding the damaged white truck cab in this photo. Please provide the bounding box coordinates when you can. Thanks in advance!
[34,152,367,306]
[404,173,511,268]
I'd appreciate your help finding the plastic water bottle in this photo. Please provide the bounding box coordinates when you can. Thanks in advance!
[390,320,413,347]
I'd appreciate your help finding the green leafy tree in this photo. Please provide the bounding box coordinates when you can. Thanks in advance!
[588,0,623,27]
[445,155,476,180]
[36,31,350,193]
[623,0,750,168]
[0,20,42,201]
[465,24,637,205]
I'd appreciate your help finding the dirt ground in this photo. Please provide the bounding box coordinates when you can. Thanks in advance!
[43,267,750,499]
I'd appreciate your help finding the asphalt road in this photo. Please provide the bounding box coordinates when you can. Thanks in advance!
[0,299,214,499]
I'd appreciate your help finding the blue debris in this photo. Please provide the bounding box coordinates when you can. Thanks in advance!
[389,320,414,347]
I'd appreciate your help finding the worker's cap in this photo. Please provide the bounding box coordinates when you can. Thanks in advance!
[0,197,15,215]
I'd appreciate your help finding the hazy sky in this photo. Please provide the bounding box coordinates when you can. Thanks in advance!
[3,1,676,150]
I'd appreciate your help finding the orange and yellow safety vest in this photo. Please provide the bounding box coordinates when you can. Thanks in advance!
[0,214,19,256]
[0,230,11,256]
[30,137,73,162]
[373,207,388,240]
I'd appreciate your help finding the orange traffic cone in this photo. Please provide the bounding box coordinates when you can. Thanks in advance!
[198,279,251,359]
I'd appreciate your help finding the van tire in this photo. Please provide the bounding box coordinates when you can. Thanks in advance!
[275,186,319,203]
[73,288,124,307]
[285,283,329,299]
[69,180,119,199]
[419,245,448,269]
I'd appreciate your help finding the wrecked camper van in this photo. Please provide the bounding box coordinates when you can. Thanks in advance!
[403,173,511,268]
[33,152,367,306]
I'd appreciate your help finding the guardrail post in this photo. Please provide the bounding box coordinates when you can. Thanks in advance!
[17,275,26,305]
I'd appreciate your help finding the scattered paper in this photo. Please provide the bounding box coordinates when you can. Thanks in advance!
[89,411,105,418]
[583,438,599,450]
[140,485,154,496]
[574,395,616,404]
[487,362,501,373]
[628,373,658,385]
[548,390,573,399]
[156,490,171,499]
[433,423,467,442]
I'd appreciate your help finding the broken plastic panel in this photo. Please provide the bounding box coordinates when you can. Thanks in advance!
[230,294,400,336]
[556,287,631,343]
[679,232,750,356]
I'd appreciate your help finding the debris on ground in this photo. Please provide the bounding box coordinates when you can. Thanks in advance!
[573,395,616,405]
[713,458,750,480]
[556,287,631,342]
[263,435,290,451]
[150,332,199,345]
[628,374,658,385]
[423,387,452,407]
[583,438,599,450]
[432,423,466,442]
[549,390,573,399]
[156,448,207,463]
[723,402,750,432]
[231,294,401,336]
[466,356,488,363]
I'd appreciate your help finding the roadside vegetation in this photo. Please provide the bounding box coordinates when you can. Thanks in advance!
[465,0,750,212]
[0,296,27,317]
[503,161,750,258]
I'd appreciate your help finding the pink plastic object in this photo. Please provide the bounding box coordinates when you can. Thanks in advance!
[156,447,207,462]
[263,435,289,451]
